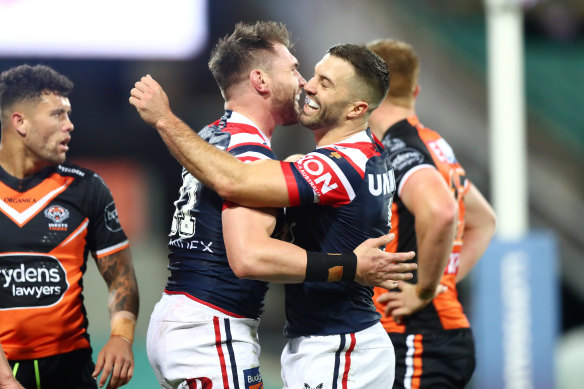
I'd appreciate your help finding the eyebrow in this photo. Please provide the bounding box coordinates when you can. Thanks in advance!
[51,107,72,115]
[318,73,335,86]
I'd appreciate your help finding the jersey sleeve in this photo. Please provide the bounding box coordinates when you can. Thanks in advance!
[223,132,277,209]
[388,145,435,197]
[86,173,129,258]
[280,149,362,207]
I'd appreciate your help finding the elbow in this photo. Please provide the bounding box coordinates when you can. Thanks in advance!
[227,248,260,279]
[213,176,239,202]
[432,199,458,231]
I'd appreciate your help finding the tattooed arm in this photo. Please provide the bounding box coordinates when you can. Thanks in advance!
[91,248,139,389]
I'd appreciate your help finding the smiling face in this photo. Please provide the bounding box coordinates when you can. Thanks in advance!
[300,54,357,131]
[21,93,74,167]
[268,43,306,126]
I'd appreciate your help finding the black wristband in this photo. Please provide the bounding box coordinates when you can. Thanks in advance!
[305,251,357,282]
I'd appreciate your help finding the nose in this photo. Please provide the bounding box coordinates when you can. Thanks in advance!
[65,115,74,132]
[297,71,307,87]
[303,77,317,95]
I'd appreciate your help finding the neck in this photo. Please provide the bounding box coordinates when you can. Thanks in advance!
[0,139,47,179]
[369,100,416,140]
[225,96,277,140]
[313,119,369,147]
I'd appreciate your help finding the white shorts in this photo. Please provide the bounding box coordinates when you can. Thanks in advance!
[281,322,395,389]
[146,293,264,389]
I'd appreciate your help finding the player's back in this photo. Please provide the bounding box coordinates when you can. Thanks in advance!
[164,111,274,319]
[374,116,470,333]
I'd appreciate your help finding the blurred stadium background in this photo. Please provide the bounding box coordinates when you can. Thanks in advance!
[1,0,582,387]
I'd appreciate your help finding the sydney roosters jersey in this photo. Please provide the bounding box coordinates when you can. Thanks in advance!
[373,116,471,333]
[165,111,274,319]
[0,163,129,360]
[281,129,395,337]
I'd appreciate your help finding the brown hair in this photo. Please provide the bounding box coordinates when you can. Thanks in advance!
[208,21,292,98]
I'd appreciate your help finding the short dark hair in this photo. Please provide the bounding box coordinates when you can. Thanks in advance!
[208,21,292,98]
[0,64,73,114]
[327,44,390,111]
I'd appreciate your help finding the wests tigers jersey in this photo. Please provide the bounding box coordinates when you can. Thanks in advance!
[281,129,396,337]
[373,116,471,333]
[0,163,129,360]
[164,111,274,319]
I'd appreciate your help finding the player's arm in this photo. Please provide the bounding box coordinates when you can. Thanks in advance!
[0,343,24,389]
[378,168,457,321]
[129,75,290,208]
[92,248,139,389]
[402,168,457,300]
[456,183,496,282]
[222,205,417,287]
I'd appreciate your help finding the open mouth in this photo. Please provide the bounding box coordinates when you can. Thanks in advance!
[60,138,70,150]
[304,96,320,111]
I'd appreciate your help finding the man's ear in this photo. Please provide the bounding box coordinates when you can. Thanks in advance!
[249,69,269,94]
[347,101,369,119]
[413,84,420,99]
[11,112,27,137]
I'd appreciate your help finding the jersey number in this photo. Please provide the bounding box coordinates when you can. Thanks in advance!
[170,172,200,239]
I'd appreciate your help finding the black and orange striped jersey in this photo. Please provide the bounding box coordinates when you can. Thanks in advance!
[0,163,129,360]
[373,116,470,333]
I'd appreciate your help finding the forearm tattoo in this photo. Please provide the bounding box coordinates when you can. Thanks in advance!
[96,249,139,317]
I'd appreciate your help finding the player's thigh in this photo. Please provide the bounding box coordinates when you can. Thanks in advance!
[147,294,262,388]
[391,329,475,389]
[282,323,394,389]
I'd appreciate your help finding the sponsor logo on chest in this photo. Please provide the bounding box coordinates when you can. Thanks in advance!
[0,253,69,309]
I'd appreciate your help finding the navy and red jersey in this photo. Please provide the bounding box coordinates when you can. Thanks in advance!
[164,111,275,319]
[373,116,471,333]
[281,129,396,337]
[0,163,129,360]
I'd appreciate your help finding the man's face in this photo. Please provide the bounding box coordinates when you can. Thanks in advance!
[268,43,306,126]
[300,54,355,131]
[22,93,74,166]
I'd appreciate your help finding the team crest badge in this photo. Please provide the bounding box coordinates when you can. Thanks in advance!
[330,151,342,159]
[44,205,69,231]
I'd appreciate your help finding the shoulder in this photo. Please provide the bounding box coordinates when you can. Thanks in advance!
[58,163,111,191]
[57,163,92,179]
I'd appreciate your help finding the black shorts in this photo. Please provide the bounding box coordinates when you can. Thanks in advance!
[390,328,476,389]
[9,348,98,389]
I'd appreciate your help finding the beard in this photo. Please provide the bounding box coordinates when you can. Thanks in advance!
[299,106,339,131]
[272,85,301,126]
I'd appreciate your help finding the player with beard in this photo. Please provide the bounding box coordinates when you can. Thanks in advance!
[137,23,415,388]
[132,41,406,387]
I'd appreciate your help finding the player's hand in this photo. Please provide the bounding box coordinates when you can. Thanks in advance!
[353,233,417,288]
[92,336,134,389]
[0,376,25,389]
[129,74,173,129]
[377,281,447,323]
